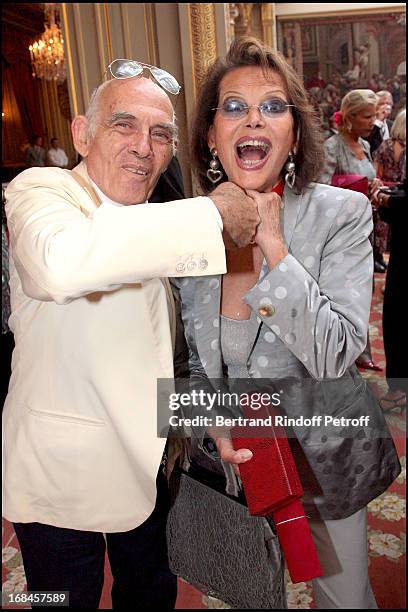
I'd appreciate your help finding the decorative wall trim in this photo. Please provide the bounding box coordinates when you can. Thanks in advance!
[104,3,113,65]
[276,6,406,20]
[120,4,133,59]
[94,4,110,76]
[189,3,218,95]
[144,3,159,66]
[61,3,79,117]
[73,3,90,110]
[261,3,276,49]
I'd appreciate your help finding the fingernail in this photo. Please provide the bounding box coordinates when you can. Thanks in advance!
[239,450,253,460]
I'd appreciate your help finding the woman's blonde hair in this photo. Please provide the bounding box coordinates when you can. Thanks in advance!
[338,89,378,133]
[390,108,406,142]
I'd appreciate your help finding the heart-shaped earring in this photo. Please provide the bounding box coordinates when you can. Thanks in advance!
[284,152,296,189]
[206,148,223,184]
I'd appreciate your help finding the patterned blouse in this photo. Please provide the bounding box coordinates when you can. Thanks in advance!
[320,133,376,185]
[373,138,406,183]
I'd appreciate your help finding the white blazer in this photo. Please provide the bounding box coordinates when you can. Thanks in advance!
[3,162,225,532]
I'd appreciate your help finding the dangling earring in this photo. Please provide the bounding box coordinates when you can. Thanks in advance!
[284,152,296,189]
[206,148,223,184]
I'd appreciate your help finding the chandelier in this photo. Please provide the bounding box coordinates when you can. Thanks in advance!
[29,3,66,83]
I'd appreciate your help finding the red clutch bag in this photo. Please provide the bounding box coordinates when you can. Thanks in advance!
[231,404,323,583]
[331,174,369,195]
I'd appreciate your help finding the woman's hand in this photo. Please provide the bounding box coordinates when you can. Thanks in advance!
[368,178,384,208]
[207,425,253,477]
[246,190,288,269]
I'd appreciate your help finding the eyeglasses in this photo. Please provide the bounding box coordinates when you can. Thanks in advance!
[212,98,296,119]
[107,59,181,95]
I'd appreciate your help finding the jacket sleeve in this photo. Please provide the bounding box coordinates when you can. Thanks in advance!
[319,137,339,185]
[5,169,226,304]
[244,191,373,379]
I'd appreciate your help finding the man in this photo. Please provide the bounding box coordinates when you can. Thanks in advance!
[3,72,259,609]
[47,137,69,168]
[24,134,46,167]
[368,90,394,155]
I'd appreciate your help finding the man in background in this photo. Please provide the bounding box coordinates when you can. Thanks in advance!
[47,136,69,168]
[24,134,46,167]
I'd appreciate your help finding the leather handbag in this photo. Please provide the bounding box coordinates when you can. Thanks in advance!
[166,464,287,609]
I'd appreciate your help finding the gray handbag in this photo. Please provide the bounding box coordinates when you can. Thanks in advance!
[166,467,287,609]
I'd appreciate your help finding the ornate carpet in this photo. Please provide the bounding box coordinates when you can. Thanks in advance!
[2,272,406,609]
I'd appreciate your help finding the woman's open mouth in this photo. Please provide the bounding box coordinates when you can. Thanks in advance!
[234,137,271,171]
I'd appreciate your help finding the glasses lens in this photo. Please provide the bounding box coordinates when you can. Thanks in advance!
[261,99,290,116]
[110,59,143,79]
[220,99,247,118]
[150,67,181,95]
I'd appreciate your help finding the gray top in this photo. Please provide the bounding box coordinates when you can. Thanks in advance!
[320,133,376,184]
[220,315,253,379]
[173,181,401,520]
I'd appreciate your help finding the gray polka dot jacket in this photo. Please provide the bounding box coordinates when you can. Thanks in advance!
[172,182,400,520]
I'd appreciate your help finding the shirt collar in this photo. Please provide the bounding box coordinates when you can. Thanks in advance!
[89,179,149,207]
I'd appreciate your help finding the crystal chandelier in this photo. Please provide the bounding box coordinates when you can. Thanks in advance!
[29,3,66,83]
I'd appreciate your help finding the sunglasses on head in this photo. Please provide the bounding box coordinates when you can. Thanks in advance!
[106,59,181,95]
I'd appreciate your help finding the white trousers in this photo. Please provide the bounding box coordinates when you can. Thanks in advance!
[309,507,377,609]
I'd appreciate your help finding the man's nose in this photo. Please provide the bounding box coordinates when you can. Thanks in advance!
[245,106,266,129]
[128,132,153,158]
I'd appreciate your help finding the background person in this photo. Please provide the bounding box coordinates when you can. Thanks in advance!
[373,108,406,183]
[367,90,394,155]
[24,134,46,167]
[174,37,400,610]
[3,65,259,610]
[320,89,384,370]
[47,137,69,168]
[375,178,407,412]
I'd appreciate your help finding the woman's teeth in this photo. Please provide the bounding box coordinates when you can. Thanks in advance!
[236,139,270,163]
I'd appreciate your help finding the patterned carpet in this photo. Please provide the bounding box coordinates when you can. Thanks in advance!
[2,271,406,609]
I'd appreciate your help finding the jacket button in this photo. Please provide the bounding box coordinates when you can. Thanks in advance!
[176,263,185,273]
[258,305,275,317]
[187,261,197,271]
[199,259,208,270]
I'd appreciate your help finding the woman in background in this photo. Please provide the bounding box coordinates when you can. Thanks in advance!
[320,89,378,188]
[320,89,384,371]
[374,108,406,184]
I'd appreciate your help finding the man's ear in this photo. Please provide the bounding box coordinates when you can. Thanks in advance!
[71,116,90,158]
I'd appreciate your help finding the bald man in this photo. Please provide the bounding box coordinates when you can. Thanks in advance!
[3,72,259,609]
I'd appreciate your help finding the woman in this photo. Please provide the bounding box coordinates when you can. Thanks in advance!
[320,89,385,371]
[320,89,378,187]
[374,108,406,183]
[173,38,400,609]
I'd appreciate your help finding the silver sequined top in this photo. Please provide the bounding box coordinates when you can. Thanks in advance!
[220,315,253,379]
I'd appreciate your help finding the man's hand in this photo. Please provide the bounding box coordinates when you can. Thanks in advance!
[246,189,288,269]
[210,182,260,249]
